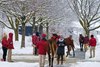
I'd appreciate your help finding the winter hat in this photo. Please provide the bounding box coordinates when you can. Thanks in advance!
[42,33,46,38]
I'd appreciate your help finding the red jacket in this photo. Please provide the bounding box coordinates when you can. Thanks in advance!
[2,37,8,48]
[8,33,14,49]
[37,39,49,55]
[32,35,40,45]
[89,37,96,47]
[83,36,89,44]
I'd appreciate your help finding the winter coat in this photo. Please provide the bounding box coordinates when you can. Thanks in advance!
[2,37,8,48]
[57,38,65,55]
[83,36,89,44]
[79,35,84,43]
[8,33,14,49]
[37,39,49,55]
[32,35,40,45]
[89,37,96,47]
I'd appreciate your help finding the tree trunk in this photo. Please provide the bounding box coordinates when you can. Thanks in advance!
[15,18,19,41]
[32,16,36,34]
[79,20,90,37]
[21,23,26,48]
[14,18,19,41]
[84,28,90,37]
[46,23,49,39]
[39,24,43,34]
[14,29,19,41]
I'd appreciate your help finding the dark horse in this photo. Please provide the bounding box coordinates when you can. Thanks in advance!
[48,38,57,67]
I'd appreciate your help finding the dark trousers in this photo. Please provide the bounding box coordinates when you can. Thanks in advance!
[57,54,63,64]
[2,47,7,61]
[34,47,37,55]
[80,42,83,51]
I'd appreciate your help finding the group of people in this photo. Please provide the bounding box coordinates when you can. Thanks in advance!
[32,32,97,67]
[1,32,14,62]
[79,34,97,58]
[32,32,75,67]
[0,32,97,67]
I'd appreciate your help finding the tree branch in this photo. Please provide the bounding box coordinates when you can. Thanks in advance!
[0,20,12,29]
[89,25,100,31]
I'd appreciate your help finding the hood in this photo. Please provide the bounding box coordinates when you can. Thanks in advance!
[9,33,13,39]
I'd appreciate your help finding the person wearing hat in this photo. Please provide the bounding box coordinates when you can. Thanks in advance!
[36,33,49,67]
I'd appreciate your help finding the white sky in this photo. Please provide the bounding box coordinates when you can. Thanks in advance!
[0,28,100,67]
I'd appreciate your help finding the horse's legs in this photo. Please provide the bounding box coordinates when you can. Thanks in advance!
[51,57,54,67]
[72,48,75,57]
[48,52,51,67]
[66,46,71,57]
[49,57,51,67]
[66,51,69,57]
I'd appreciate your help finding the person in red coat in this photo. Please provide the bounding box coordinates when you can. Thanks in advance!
[1,33,8,61]
[36,33,49,67]
[7,32,14,62]
[32,32,40,55]
[83,35,89,52]
[89,35,96,58]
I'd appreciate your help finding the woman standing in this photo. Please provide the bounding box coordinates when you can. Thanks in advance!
[83,35,89,52]
[7,32,14,62]
[57,35,65,65]
[1,33,8,61]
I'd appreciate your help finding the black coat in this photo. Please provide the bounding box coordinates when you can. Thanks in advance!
[57,39,65,55]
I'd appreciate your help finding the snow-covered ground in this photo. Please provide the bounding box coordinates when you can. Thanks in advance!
[0,27,100,67]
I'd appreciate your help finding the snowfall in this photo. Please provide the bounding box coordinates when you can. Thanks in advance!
[0,27,100,67]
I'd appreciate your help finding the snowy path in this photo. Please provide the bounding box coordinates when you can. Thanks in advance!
[46,49,86,67]
[0,48,86,67]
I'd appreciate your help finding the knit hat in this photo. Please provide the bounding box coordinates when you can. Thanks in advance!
[42,33,46,38]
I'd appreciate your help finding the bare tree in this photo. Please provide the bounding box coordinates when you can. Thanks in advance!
[0,13,20,41]
[68,0,100,36]
[0,0,35,48]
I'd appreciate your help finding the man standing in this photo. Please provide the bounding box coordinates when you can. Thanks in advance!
[36,33,49,67]
[89,35,96,58]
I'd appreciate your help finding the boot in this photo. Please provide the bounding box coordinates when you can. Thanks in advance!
[61,61,63,65]
[57,60,59,65]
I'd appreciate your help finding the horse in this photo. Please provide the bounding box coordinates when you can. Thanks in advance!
[48,37,57,67]
[64,36,75,57]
